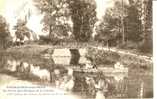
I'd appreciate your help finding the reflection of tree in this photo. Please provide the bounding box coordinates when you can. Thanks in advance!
[0,55,8,69]
[73,76,88,95]
[70,49,80,65]
[115,78,128,97]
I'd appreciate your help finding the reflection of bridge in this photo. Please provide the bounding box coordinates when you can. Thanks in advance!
[42,48,88,65]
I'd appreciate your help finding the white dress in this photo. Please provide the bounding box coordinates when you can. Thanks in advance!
[95,91,105,99]
[95,79,106,99]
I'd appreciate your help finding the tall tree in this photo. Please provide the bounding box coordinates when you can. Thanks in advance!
[34,0,96,42]
[140,0,152,53]
[124,5,142,42]
[95,1,128,46]
[124,0,142,42]
[14,19,31,42]
[68,0,96,42]
[34,0,71,41]
[0,15,11,49]
[95,0,144,49]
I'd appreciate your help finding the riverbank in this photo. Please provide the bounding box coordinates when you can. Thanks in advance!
[5,43,152,62]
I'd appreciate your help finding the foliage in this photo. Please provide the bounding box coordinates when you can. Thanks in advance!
[139,0,152,53]
[118,41,139,49]
[34,0,71,41]
[68,0,97,42]
[14,19,31,41]
[85,47,120,65]
[124,3,142,42]
[95,0,152,53]
[34,0,96,42]
[95,1,128,46]
[0,15,11,49]
[39,35,51,44]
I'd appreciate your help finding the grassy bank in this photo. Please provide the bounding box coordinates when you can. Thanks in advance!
[4,42,102,57]
[5,43,152,65]
[5,44,51,57]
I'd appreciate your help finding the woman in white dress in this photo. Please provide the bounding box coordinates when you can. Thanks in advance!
[95,75,108,99]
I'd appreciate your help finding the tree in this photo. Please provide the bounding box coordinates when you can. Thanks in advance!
[139,0,152,53]
[0,15,11,49]
[68,0,97,42]
[14,19,31,42]
[95,1,128,46]
[95,0,145,49]
[124,1,142,42]
[34,0,71,41]
[95,18,121,47]
[123,0,152,51]
[34,0,96,42]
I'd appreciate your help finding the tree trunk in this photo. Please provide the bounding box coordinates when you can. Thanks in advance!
[49,24,52,40]
[121,0,125,44]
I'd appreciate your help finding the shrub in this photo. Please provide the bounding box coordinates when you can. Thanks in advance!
[85,48,120,65]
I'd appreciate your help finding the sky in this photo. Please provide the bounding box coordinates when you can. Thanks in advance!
[0,0,44,36]
[0,0,5,14]
[0,0,129,36]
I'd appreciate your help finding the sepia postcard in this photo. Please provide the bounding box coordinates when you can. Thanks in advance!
[0,0,153,99]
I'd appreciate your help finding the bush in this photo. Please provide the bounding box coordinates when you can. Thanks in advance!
[39,35,61,45]
[139,41,152,54]
[85,48,120,65]
[118,41,139,49]
[39,35,51,44]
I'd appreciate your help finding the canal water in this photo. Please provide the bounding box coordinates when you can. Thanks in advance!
[0,49,153,99]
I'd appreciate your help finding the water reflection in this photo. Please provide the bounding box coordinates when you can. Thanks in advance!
[43,49,91,66]
[0,49,153,98]
[30,64,50,82]
[3,59,126,98]
[5,60,20,72]
[70,49,80,65]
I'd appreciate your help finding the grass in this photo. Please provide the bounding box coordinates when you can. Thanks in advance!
[4,41,102,57]
[4,42,152,66]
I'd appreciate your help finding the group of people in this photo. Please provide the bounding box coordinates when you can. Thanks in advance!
[85,73,109,99]
[53,68,75,91]
[6,59,113,99]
